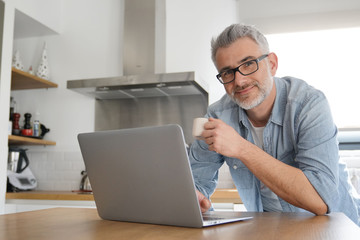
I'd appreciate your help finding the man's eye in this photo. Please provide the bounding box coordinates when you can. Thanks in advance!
[222,70,233,77]
[243,61,255,68]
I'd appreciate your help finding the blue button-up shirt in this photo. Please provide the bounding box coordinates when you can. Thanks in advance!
[189,76,360,226]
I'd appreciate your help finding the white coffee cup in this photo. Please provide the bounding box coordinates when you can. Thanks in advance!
[192,117,208,139]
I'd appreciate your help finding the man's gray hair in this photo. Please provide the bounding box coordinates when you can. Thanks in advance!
[211,24,269,64]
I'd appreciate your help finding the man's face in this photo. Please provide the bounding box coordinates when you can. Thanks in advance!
[215,37,276,110]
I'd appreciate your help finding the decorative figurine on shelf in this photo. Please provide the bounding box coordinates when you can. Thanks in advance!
[21,113,33,136]
[36,42,50,80]
[12,50,24,71]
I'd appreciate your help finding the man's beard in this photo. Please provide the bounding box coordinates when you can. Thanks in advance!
[230,75,273,110]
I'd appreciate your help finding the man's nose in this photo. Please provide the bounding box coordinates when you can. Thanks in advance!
[233,70,247,85]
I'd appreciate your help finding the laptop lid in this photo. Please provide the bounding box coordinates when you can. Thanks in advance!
[78,124,251,228]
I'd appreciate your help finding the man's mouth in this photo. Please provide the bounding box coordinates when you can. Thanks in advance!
[233,85,255,96]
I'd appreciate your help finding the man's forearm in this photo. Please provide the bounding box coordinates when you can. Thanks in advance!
[236,140,328,215]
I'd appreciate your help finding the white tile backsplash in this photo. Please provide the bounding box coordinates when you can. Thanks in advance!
[27,150,85,191]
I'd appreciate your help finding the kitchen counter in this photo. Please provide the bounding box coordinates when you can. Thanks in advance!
[6,188,242,203]
[1,208,359,239]
[6,191,94,201]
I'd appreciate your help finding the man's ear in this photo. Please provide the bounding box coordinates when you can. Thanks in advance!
[268,52,278,76]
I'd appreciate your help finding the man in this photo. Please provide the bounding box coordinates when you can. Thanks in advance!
[189,23,360,226]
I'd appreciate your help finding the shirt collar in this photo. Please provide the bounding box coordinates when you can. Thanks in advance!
[270,77,286,126]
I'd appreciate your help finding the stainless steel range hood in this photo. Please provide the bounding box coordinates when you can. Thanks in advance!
[66,0,209,143]
[67,71,208,100]
[66,0,208,100]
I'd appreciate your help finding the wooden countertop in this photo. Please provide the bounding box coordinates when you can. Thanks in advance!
[6,191,94,201]
[6,188,242,203]
[1,208,359,239]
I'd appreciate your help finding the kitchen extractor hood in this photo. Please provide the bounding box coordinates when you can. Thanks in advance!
[66,0,208,100]
[67,0,208,143]
[67,71,208,100]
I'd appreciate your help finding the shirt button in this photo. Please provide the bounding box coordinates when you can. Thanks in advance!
[233,165,238,170]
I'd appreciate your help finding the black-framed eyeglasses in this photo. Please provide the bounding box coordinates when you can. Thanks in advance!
[216,54,269,84]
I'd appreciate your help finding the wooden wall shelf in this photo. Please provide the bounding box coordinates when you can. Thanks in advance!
[11,67,58,90]
[8,135,56,146]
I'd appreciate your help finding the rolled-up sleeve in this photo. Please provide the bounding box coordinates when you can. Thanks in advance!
[294,92,339,213]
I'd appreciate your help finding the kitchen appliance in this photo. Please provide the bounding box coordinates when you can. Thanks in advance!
[7,147,37,191]
[66,0,208,101]
[79,170,92,192]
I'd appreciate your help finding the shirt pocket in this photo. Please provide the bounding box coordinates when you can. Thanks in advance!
[226,158,254,189]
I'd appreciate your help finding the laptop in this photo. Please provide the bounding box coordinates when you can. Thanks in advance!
[78,124,252,228]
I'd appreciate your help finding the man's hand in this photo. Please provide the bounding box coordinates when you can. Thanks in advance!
[196,190,211,213]
[202,118,244,158]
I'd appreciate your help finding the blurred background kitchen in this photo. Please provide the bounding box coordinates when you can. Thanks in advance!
[1,0,360,214]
